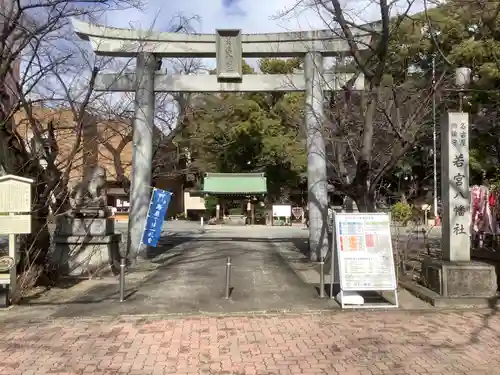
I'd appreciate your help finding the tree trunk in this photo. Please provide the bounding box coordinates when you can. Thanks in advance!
[353,193,376,212]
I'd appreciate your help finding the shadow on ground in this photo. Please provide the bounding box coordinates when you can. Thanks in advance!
[20,230,339,318]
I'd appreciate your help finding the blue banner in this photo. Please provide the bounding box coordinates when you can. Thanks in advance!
[141,188,172,247]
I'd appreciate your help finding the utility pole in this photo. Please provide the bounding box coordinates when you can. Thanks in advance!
[432,54,439,222]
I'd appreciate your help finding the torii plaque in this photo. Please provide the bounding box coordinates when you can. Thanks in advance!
[216,29,243,81]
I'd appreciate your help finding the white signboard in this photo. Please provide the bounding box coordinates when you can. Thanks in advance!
[334,213,398,305]
[0,215,31,235]
[272,204,291,217]
[0,175,32,213]
[0,175,33,294]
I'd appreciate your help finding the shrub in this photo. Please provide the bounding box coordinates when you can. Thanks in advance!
[391,202,413,225]
[204,196,218,217]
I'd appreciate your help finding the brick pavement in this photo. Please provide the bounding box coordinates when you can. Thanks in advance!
[0,310,499,375]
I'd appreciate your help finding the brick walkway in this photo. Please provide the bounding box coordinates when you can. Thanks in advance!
[0,311,499,374]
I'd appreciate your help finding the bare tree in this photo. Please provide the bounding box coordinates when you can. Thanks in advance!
[280,0,447,211]
[91,56,206,196]
[0,0,200,294]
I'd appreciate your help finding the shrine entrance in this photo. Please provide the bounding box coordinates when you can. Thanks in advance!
[198,173,267,225]
[72,19,371,264]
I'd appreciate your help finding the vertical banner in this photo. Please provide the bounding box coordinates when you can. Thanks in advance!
[141,188,172,247]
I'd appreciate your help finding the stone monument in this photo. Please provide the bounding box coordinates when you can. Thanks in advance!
[53,166,121,277]
[421,112,497,300]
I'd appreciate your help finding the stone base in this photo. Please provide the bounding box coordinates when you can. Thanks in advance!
[400,279,497,308]
[224,215,246,226]
[52,234,121,277]
[56,217,115,236]
[421,258,497,298]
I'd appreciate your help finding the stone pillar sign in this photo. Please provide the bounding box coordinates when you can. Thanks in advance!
[441,112,471,261]
[420,111,497,302]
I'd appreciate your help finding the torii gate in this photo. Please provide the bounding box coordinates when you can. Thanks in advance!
[71,19,371,262]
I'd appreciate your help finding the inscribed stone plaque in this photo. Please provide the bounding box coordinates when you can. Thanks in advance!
[215,29,242,81]
[0,215,31,234]
[440,112,470,261]
[0,175,32,213]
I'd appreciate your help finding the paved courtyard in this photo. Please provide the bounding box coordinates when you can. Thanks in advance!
[4,224,428,320]
[0,225,499,374]
[1,310,499,374]
[22,225,340,319]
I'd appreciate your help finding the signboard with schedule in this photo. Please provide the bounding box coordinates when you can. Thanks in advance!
[333,212,399,309]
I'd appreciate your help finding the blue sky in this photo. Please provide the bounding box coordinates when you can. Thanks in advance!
[25,0,428,129]
[97,0,428,42]
[102,0,338,33]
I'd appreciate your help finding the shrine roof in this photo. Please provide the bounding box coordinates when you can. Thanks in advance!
[202,173,267,195]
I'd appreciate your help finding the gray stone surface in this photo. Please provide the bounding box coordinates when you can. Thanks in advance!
[52,234,121,277]
[305,51,328,261]
[421,258,497,297]
[127,52,156,262]
[96,72,365,92]
[441,112,471,261]
[35,226,339,318]
[55,217,114,236]
[0,226,430,320]
[71,18,374,58]
[216,29,242,80]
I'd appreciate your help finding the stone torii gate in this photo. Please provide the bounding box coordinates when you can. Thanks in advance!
[71,19,371,262]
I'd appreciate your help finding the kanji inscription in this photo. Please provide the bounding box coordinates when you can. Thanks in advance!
[216,29,242,81]
[441,112,471,261]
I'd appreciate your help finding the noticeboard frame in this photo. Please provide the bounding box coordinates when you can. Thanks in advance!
[333,212,399,309]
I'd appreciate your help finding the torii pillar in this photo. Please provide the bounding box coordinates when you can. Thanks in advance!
[128,53,156,261]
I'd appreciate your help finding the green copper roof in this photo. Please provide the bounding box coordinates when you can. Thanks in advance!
[203,173,267,195]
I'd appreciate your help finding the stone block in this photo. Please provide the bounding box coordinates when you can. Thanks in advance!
[55,217,114,236]
[52,234,121,277]
[421,258,497,297]
[215,29,242,81]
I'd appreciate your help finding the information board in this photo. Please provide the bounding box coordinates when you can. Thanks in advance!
[0,175,32,213]
[272,204,291,217]
[0,215,31,235]
[334,212,397,292]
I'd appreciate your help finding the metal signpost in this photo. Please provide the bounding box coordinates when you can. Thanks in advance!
[333,212,399,309]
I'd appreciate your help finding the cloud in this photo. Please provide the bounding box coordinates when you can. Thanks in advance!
[102,0,324,33]
[221,0,246,16]
[101,0,427,35]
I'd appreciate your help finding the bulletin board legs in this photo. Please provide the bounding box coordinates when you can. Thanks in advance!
[338,288,399,309]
